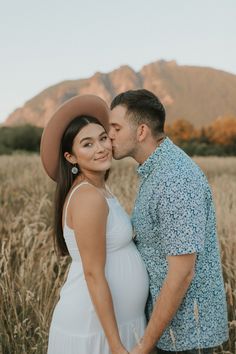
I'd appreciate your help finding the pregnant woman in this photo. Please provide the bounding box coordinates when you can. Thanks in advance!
[40,95,149,354]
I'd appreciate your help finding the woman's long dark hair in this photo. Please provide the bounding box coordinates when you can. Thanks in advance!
[54,115,109,256]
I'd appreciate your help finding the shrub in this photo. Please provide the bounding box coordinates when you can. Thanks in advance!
[0,125,43,154]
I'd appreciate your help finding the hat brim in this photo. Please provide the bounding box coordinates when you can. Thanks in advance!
[40,94,110,181]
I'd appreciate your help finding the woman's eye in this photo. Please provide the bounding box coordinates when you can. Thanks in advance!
[84,143,92,147]
[101,136,107,141]
[115,128,120,132]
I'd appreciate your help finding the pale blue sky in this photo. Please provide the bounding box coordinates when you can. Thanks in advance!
[1,0,236,122]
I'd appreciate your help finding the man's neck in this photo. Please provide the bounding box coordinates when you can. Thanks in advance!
[134,135,166,165]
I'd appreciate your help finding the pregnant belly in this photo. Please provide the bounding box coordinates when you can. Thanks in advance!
[105,242,149,323]
[51,243,149,334]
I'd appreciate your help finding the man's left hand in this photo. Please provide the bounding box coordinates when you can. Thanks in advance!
[129,344,150,354]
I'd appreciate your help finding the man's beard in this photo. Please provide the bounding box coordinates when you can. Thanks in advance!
[113,142,138,160]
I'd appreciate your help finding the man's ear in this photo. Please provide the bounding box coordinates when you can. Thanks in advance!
[136,124,149,142]
[64,151,77,164]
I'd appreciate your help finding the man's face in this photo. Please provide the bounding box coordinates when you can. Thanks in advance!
[109,105,138,160]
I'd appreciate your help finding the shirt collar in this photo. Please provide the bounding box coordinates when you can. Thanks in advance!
[137,137,172,178]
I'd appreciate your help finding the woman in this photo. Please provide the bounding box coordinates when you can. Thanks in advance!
[40,95,149,354]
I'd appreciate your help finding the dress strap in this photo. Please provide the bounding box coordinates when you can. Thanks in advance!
[64,182,89,228]
[105,184,115,198]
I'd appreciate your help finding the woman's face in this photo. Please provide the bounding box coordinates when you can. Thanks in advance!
[67,123,112,173]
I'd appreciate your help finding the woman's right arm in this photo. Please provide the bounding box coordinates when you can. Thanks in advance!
[70,186,129,354]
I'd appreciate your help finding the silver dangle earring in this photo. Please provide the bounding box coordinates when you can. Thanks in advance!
[71,164,79,175]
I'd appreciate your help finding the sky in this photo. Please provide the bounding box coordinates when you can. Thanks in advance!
[0,0,236,122]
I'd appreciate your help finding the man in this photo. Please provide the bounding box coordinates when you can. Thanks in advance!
[108,89,228,354]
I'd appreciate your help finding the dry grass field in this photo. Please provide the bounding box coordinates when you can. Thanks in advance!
[0,154,235,354]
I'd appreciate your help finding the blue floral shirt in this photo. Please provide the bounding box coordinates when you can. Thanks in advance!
[132,137,228,351]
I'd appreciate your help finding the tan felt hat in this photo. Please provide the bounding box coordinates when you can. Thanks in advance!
[40,94,109,181]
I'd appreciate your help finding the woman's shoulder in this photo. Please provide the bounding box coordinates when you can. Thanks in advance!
[63,183,108,230]
[68,183,108,210]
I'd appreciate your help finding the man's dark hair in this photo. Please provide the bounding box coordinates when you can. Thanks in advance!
[110,89,166,136]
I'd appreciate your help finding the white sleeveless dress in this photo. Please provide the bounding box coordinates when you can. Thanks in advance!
[47,182,149,354]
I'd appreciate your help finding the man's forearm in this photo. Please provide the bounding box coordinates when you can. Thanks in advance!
[141,271,194,353]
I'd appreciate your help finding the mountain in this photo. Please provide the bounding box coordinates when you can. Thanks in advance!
[4,60,236,128]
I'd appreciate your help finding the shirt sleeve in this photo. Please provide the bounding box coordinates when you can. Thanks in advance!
[156,175,207,256]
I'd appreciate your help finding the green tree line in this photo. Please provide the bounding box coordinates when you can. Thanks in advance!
[166,116,236,156]
[0,125,43,154]
[0,118,236,156]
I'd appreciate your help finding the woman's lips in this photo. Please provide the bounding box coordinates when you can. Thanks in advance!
[95,153,109,161]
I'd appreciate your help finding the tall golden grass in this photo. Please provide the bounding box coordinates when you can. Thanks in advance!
[0,154,235,354]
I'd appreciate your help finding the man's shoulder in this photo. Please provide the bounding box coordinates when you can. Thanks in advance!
[156,141,206,181]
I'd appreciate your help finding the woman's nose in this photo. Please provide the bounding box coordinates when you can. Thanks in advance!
[95,141,105,151]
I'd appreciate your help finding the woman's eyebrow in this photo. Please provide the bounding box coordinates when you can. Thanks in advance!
[79,131,106,144]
